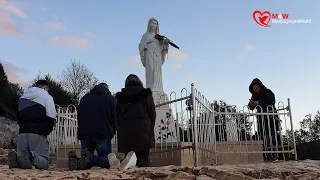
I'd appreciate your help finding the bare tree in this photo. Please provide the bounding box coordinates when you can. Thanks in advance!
[59,59,98,104]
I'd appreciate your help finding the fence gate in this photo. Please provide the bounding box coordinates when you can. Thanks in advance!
[151,83,215,167]
[190,83,215,166]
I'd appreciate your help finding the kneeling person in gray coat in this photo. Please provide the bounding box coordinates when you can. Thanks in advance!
[8,80,57,170]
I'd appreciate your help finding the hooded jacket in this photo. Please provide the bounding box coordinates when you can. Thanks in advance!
[248,78,276,112]
[18,87,57,136]
[115,85,156,153]
[77,84,117,139]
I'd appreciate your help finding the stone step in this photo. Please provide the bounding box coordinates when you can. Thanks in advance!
[49,154,57,165]
[0,155,7,165]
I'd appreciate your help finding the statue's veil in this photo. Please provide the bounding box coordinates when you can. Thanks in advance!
[147,17,159,34]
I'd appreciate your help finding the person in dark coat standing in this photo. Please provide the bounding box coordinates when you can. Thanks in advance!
[248,78,281,159]
[68,83,120,170]
[115,74,156,168]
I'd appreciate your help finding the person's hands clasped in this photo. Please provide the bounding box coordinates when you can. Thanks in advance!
[249,100,259,106]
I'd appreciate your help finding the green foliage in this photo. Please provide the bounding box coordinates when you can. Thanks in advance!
[284,111,320,146]
[4,83,23,112]
[0,62,8,93]
[0,62,8,116]
[296,111,320,143]
[0,62,23,119]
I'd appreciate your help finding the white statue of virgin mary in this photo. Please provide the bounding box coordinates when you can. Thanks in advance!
[139,18,169,97]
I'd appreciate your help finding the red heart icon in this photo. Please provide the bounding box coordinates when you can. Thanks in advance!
[253,10,271,27]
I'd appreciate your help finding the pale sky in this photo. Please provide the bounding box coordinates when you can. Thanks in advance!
[0,0,319,130]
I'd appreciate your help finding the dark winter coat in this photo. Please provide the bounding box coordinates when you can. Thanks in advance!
[77,84,117,140]
[248,78,280,138]
[115,86,156,153]
[248,78,276,112]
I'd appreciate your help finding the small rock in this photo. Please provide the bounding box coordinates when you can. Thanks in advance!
[196,175,217,180]
[205,168,222,178]
[165,171,196,180]
[0,148,6,155]
[221,172,246,180]
[198,167,209,175]
[138,169,146,175]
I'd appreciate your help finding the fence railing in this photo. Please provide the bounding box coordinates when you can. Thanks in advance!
[48,105,79,154]
[49,83,297,166]
[209,99,297,164]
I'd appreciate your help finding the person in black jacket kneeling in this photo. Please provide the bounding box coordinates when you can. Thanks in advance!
[68,83,120,170]
[116,74,156,169]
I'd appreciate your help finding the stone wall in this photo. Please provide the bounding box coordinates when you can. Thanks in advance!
[55,141,264,168]
[199,141,264,165]
[0,117,18,149]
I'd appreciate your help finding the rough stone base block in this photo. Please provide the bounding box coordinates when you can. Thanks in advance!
[0,156,7,165]
[199,141,264,165]
[152,91,169,108]
[54,141,263,168]
[150,143,194,167]
[55,144,118,168]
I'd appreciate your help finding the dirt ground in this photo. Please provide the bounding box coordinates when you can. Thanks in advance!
[0,160,319,179]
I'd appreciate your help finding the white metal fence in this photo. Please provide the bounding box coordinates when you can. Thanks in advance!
[49,83,297,166]
[210,99,297,163]
[48,105,78,154]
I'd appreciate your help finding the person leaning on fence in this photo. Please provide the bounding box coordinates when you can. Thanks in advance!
[8,80,57,170]
[68,83,121,170]
[248,78,281,158]
[115,74,156,169]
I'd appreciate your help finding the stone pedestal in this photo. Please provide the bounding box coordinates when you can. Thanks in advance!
[152,91,169,108]
[199,141,264,165]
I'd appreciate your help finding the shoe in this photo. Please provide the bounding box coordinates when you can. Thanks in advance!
[8,150,20,168]
[119,151,137,171]
[77,148,93,170]
[20,150,32,169]
[68,151,78,171]
[108,153,120,170]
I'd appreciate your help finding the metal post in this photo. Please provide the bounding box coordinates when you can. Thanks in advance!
[211,104,217,165]
[287,98,298,160]
[191,83,199,167]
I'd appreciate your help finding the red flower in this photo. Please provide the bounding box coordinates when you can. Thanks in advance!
[161,119,164,124]
[166,120,171,125]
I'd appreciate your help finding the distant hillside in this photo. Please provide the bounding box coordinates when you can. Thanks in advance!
[0,117,18,149]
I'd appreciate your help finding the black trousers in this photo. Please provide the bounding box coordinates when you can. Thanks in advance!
[125,150,150,167]
[257,115,281,146]
[257,115,282,160]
